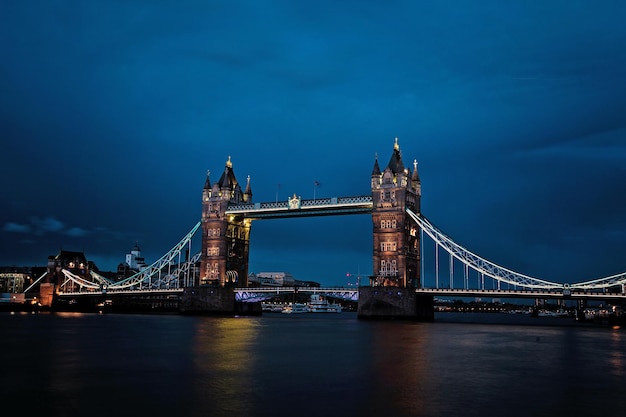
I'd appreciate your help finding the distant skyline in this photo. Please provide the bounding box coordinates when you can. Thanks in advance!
[2,1,626,286]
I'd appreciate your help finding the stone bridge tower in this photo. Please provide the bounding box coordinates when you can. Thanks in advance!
[200,157,252,287]
[370,138,421,287]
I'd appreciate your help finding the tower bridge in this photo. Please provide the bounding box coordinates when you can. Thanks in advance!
[37,139,626,318]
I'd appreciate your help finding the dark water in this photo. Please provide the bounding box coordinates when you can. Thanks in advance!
[1,311,624,417]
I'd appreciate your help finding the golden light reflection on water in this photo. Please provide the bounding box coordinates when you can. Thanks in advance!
[609,328,624,378]
[53,312,86,318]
[191,317,261,416]
[370,323,429,417]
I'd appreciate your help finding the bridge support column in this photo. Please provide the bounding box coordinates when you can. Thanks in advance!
[39,283,55,308]
[180,287,261,316]
[357,287,433,320]
[180,287,235,314]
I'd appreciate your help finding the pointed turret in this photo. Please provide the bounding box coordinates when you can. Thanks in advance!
[371,154,381,176]
[411,159,420,182]
[385,137,405,174]
[244,175,253,203]
[371,153,382,189]
[217,156,237,189]
[203,170,211,189]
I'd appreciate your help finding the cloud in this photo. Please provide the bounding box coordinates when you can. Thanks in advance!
[4,216,90,238]
[3,222,31,233]
[65,227,89,237]
[31,216,65,233]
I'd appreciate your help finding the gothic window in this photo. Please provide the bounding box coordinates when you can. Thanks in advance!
[381,219,396,229]
[207,247,219,256]
[381,242,397,251]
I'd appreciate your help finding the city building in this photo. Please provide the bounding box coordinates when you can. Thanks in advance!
[248,272,319,287]
[117,242,148,279]
[125,242,147,271]
[47,250,95,284]
[0,267,31,293]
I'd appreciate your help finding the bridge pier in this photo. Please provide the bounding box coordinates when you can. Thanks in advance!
[180,287,261,315]
[357,287,433,320]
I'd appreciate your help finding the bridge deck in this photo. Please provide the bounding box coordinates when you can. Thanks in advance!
[54,286,626,302]
[226,196,373,219]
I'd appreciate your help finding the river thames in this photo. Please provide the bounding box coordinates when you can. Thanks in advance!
[1,311,624,417]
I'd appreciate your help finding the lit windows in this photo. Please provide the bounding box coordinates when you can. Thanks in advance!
[379,259,398,276]
[207,247,219,256]
[207,228,221,237]
[380,218,397,229]
[380,242,397,252]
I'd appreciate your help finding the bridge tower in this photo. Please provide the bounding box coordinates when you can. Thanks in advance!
[370,138,421,288]
[200,157,252,287]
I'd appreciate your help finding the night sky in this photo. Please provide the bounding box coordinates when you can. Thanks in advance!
[2,1,626,287]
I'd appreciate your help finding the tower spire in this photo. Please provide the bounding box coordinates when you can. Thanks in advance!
[204,169,211,189]
[244,175,253,202]
[412,159,420,182]
[371,152,381,176]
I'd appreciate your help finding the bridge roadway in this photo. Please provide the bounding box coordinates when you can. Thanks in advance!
[55,286,626,302]
[234,287,626,302]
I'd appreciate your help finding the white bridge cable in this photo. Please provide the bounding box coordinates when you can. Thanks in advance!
[23,271,48,294]
[147,251,202,289]
[407,209,563,290]
[409,209,626,291]
[90,271,115,285]
[567,271,626,290]
[61,269,101,290]
[102,221,201,290]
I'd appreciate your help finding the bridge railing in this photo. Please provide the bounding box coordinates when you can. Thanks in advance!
[226,195,373,213]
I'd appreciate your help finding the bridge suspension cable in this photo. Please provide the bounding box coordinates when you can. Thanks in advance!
[408,209,626,291]
[23,271,48,294]
[567,271,626,291]
[408,209,564,290]
[101,221,201,290]
[55,221,202,293]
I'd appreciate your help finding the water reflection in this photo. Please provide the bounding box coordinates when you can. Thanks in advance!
[191,317,260,417]
[2,312,626,417]
[609,329,624,378]
[367,322,429,417]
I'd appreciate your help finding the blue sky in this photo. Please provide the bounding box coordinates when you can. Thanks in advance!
[2,1,626,287]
